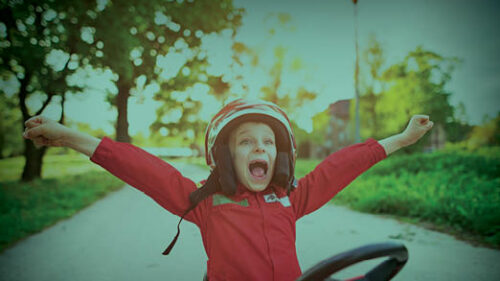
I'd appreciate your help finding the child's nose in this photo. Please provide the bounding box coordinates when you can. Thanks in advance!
[254,141,266,153]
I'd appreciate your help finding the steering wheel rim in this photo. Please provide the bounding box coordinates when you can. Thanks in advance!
[296,242,408,281]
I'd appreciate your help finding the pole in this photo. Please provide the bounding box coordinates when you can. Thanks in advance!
[353,1,361,143]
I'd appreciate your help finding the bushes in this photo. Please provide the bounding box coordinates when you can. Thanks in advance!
[296,147,500,247]
[367,148,500,179]
[342,148,499,246]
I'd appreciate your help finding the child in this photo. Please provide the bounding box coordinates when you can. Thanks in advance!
[23,98,433,281]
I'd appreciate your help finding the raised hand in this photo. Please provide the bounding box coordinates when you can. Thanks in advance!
[23,116,69,147]
[399,115,434,146]
[378,115,434,155]
[23,115,100,156]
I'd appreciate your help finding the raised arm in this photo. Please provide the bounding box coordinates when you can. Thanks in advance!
[23,115,100,157]
[23,115,203,224]
[378,115,434,155]
[291,114,433,219]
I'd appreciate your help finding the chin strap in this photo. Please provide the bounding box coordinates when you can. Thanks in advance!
[163,144,236,255]
[162,203,196,255]
[162,146,295,255]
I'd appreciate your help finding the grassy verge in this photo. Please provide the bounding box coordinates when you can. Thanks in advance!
[0,154,125,253]
[295,148,500,248]
[0,172,123,252]
[0,154,106,182]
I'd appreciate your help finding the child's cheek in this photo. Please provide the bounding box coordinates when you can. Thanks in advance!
[233,150,248,174]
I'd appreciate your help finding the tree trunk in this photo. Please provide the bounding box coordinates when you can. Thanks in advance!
[115,80,131,143]
[21,139,47,181]
[17,69,45,182]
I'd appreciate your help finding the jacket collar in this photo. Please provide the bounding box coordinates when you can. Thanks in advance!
[228,182,287,201]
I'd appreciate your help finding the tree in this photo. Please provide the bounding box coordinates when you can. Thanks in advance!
[0,89,23,158]
[466,112,500,148]
[381,47,458,148]
[79,0,242,143]
[356,36,386,140]
[293,108,330,158]
[354,43,460,152]
[0,0,242,180]
[0,0,90,180]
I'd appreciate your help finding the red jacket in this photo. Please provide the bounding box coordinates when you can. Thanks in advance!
[90,137,386,281]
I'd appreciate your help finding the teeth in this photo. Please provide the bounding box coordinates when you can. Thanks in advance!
[249,160,268,175]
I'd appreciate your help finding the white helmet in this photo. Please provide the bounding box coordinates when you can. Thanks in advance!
[205,98,297,169]
[193,98,298,199]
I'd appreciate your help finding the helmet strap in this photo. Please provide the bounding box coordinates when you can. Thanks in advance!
[272,151,296,195]
[273,152,290,188]
[215,144,237,196]
[166,145,237,256]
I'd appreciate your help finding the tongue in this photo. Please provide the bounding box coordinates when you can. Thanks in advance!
[251,167,265,177]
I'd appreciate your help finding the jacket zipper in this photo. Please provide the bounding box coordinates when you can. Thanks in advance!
[256,192,276,280]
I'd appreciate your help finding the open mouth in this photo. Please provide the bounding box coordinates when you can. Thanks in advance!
[248,159,268,180]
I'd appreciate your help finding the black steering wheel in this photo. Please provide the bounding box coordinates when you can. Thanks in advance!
[296,242,408,281]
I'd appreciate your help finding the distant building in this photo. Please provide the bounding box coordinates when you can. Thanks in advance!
[328,99,353,152]
[305,99,353,159]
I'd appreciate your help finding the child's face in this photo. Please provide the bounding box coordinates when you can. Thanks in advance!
[229,122,277,192]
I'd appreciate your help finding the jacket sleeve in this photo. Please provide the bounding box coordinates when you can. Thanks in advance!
[89,137,204,225]
[290,138,386,220]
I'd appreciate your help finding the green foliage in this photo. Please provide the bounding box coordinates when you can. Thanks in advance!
[139,1,243,144]
[0,171,123,252]
[1,0,242,178]
[0,0,87,102]
[365,148,500,179]
[466,113,500,148]
[295,158,322,178]
[292,109,330,147]
[260,46,316,111]
[73,121,110,140]
[0,0,96,179]
[0,92,23,158]
[89,0,242,141]
[356,39,461,151]
[295,147,500,247]
[338,148,500,246]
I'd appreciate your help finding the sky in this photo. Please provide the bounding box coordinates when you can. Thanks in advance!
[8,0,499,136]
[230,0,500,126]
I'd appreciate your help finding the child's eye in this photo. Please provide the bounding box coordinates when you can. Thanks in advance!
[264,139,274,145]
[239,139,251,145]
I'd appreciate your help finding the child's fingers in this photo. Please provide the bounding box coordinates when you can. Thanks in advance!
[426,121,434,130]
[25,115,47,129]
[411,115,430,125]
[23,125,46,139]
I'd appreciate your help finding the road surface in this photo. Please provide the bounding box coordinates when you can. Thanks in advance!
[1,162,499,280]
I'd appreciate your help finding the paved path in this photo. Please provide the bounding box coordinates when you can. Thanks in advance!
[1,162,499,281]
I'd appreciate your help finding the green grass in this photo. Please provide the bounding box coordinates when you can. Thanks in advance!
[0,172,123,252]
[0,154,106,182]
[0,154,204,253]
[295,148,500,248]
[0,154,125,252]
